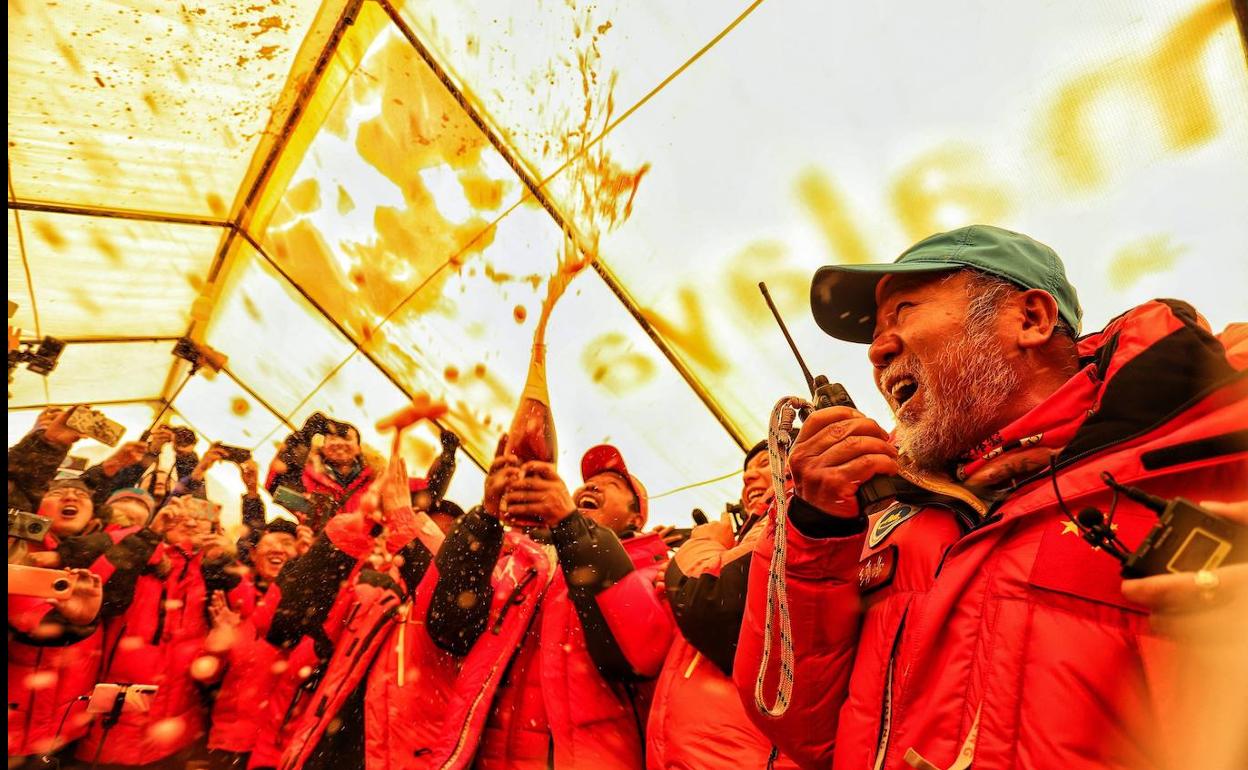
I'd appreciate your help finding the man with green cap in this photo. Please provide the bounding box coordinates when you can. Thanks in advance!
[734,225,1248,770]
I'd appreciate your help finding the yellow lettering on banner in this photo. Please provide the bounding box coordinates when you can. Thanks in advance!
[580,331,658,394]
[644,286,729,374]
[1047,0,1234,189]
[725,240,809,323]
[890,146,1012,243]
[1107,234,1185,290]
[797,169,873,265]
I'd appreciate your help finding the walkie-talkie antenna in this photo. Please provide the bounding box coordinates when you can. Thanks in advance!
[759,282,816,395]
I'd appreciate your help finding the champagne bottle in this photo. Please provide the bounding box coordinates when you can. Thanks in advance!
[507,344,557,465]
[426,432,459,504]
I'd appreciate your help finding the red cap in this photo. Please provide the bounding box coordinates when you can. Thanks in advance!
[580,444,648,524]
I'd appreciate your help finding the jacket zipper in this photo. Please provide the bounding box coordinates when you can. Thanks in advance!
[491,568,538,634]
[442,563,552,769]
[396,602,410,687]
[872,609,909,770]
[440,658,505,769]
[284,598,399,770]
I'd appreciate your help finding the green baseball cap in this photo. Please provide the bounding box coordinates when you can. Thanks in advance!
[809,224,1082,343]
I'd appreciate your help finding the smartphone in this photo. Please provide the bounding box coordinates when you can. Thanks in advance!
[214,443,252,464]
[183,497,222,523]
[273,485,312,516]
[8,564,77,599]
[85,683,159,715]
[59,455,90,472]
[27,336,67,376]
[9,509,53,541]
[65,405,125,447]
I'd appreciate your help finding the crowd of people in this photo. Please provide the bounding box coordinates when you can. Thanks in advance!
[8,225,1248,770]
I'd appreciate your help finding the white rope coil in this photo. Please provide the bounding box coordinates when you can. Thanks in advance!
[753,395,811,717]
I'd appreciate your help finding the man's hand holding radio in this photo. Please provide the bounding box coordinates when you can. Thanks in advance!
[788,406,899,520]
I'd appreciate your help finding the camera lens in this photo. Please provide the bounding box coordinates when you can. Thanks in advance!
[30,521,46,535]
[53,578,71,592]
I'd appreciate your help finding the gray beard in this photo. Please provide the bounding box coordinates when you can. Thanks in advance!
[893,324,1020,473]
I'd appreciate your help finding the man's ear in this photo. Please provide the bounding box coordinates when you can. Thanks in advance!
[1016,289,1060,350]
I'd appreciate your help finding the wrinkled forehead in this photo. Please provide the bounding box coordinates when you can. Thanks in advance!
[875,270,961,306]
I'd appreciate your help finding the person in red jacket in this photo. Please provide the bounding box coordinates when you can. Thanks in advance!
[734,224,1248,770]
[265,416,380,530]
[266,453,446,770]
[417,444,673,770]
[648,441,798,770]
[75,493,256,769]
[203,519,301,770]
[8,479,171,767]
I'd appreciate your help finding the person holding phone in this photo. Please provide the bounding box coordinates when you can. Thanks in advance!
[7,407,84,514]
[8,482,173,766]
[264,415,382,530]
[263,451,445,770]
[74,494,254,768]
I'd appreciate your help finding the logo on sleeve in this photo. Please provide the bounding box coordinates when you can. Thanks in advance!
[867,503,918,549]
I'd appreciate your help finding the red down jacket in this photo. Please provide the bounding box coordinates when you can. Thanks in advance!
[75,544,254,766]
[205,578,287,756]
[270,504,443,770]
[7,526,161,758]
[648,520,797,770]
[420,511,673,770]
[734,300,1248,770]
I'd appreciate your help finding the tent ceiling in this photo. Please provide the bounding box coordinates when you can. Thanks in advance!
[8,0,1247,527]
[7,0,328,218]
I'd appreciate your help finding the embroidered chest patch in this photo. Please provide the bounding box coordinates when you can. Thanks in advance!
[867,502,919,548]
[857,545,898,594]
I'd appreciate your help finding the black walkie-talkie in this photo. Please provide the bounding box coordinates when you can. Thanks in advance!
[759,283,911,514]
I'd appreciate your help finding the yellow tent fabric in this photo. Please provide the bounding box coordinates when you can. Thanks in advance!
[9,0,1248,527]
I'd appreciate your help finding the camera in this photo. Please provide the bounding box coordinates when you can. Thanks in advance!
[213,443,252,464]
[86,683,159,715]
[172,337,226,374]
[9,509,53,542]
[63,404,125,446]
[27,337,66,375]
[1123,497,1247,577]
[8,564,78,599]
[8,335,67,378]
[1067,473,1248,578]
[65,405,125,447]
